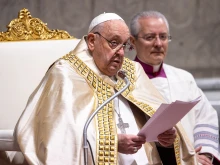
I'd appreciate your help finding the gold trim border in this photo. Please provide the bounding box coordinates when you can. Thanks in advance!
[63,53,118,165]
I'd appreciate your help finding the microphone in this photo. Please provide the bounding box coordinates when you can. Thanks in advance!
[83,70,130,165]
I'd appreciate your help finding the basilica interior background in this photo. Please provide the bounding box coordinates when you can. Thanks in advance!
[0,0,219,109]
[1,0,220,78]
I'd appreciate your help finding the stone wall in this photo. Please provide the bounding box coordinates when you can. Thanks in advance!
[1,0,220,78]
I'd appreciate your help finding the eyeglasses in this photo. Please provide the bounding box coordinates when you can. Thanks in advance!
[137,33,172,42]
[94,32,131,52]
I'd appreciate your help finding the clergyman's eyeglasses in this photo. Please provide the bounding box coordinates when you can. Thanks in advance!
[137,33,172,42]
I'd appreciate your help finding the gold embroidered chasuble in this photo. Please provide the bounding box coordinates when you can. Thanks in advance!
[61,37,198,165]
[16,37,198,165]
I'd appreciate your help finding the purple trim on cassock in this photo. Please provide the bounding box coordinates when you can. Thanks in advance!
[134,56,166,79]
[194,124,219,130]
[194,131,219,143]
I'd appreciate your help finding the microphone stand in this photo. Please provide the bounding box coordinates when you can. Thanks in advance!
[83,70,130,165]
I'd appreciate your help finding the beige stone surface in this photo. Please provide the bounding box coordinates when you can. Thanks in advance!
[0,0,219,78]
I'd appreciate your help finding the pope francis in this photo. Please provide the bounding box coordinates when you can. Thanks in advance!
[15,13,198,165]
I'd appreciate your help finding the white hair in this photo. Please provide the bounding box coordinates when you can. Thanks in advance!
[130,11,170,38]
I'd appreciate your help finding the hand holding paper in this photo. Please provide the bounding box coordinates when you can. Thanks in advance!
[157,127,177,147]
[138,96,201,142]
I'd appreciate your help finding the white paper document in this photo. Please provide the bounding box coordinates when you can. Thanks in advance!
[138,96,201,142]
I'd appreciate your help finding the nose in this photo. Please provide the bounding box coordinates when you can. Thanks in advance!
[115,45,125,56]
[154,37,162,47]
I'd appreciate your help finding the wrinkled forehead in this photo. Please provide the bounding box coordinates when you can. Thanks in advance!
[139,17,168,33]
[101,20,130,40]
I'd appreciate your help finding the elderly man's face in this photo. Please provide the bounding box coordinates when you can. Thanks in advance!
[131,17,169,65]
[88,20,130,77]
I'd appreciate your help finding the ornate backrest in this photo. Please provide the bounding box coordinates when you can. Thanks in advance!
[0,8,74,41]
[0,9,80,132]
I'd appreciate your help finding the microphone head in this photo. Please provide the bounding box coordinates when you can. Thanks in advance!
[117,70,126,79]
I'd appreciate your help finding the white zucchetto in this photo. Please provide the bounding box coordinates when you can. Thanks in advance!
[88,12,124,33]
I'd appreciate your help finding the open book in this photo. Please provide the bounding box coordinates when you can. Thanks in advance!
[138,96,201,142]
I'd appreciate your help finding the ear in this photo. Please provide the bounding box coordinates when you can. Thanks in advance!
[130,35,136,50]
[87,33,96,52]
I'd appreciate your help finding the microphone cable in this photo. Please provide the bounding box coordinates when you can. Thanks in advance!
[87,139,95,165]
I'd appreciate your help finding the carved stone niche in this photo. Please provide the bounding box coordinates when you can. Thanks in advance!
[0,8,74,41]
